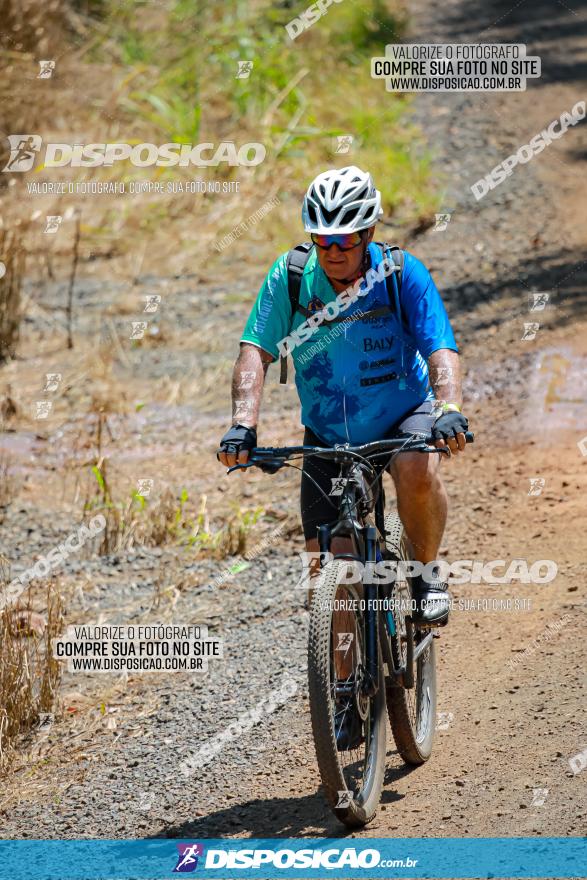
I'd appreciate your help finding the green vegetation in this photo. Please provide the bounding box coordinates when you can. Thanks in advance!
[90,0,439,249]
[1,0,441,273]
[85,463,264,557]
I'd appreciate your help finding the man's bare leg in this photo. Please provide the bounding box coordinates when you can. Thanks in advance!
[388,451,447,563]
[388,450,450,625]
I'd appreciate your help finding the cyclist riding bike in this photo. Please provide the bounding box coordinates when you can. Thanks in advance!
[218,165,469,627]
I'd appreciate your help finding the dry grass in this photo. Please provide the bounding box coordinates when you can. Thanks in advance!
[82,460,265,557]
[68,393,265,555]
[0,578,64,771]
[0,0,438,285]
[0,224,29,362]
[0,452,19,522]
[0,384,20,424]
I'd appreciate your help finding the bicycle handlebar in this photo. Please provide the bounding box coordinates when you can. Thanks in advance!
[226,431,474,474]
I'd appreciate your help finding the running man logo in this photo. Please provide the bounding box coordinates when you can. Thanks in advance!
[236,60,253,79]
[130,321,148,340]
[238,371,256,390]
[136,789,155,812]
[433,212,452,231]
[144,294,161,313]
[330,477,346,496]
[436,710,454,730]
[3,135,42,172]
[34,401,53,419]
[136,479,154,498]
[44,215,63,234]
[173,843,204,873]
[37,60,56,79]
[528,477,546,497]
[335,790,354,808]
[522,321,540,341]
[336,632,354,656]
[233,399,253,420]
[43,373,62,392]
[432,365,453,387]
[335,135,353,154]
[529,292,550,311]
[569,747,587,775]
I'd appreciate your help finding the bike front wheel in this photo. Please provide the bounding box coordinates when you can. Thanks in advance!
[308,559,387,827]
[382,513,437,764]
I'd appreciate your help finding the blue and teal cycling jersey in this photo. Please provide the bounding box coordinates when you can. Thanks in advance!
[241,242,457,445]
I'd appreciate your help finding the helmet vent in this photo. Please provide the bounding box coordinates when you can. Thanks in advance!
[341,206,359,224]
[321,205,338,223]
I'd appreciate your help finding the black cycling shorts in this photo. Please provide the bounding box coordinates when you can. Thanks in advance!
[299,399,437,541]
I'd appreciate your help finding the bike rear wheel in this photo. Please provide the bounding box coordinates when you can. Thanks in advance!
[308,559,387,827]
[382,514,437,764]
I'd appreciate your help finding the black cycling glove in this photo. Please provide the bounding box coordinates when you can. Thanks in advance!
[217,423,257,460]
[431,410,469,443]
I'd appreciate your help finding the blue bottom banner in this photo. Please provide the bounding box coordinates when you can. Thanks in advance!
[0,837,585,879]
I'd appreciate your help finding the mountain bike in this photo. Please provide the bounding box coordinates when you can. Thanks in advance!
[227,430,474,827]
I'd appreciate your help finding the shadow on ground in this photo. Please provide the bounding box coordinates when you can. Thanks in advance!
[443,247,587,334]
[152,757,416,838]
[439,0,587,90]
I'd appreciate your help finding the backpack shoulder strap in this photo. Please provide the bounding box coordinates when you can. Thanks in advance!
[388,245,404,297]
[286,241,313,317]
[380,242,409,379]
[281,242,313,384]
[378,242,406,327]
[380,242,403,299]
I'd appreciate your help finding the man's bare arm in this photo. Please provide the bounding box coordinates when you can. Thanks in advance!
[427,349,467,454]
[427,348,462,408]
[231,342,273,428]
[218,343,273,469]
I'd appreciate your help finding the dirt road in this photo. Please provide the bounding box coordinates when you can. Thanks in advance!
[1,0,586,843]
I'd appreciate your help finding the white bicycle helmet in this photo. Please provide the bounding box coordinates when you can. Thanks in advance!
[302,166,383,234]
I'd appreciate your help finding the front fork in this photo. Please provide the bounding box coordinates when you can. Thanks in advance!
[317,523,379,699]
[362,525,378,698]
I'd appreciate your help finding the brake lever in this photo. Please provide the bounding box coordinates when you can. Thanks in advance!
[226,459,285,474]
[226,462,255,474]
[428,446,451,456]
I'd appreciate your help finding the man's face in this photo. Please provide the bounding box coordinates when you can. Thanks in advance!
[315,226,375,283]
